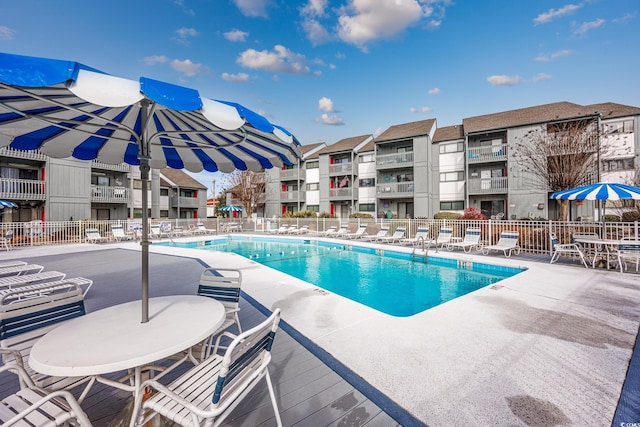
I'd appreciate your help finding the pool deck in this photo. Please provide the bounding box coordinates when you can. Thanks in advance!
[3,234,640,426]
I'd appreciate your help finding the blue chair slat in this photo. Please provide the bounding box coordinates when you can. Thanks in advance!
[197,285,240,303]
[1,301,85,340]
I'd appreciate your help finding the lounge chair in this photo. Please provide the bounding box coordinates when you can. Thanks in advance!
[286,225,299,234]
[482,231,520,257]
[0,260,27,269]
[434,227,453,248]
[402,227,432,247]
[0,364,92,427]
[150,224,164,239]
[269,224,289,234]
[0,264,44,278]
[378,226,406,244]
[447,227,482,253]
[1,229,13,251]
[319,226,338,237]
[197,222,217,234]
[0,277,94,302]
[130,309,283,427]
[362,227,390,242]
[85,228,109,243]
[345,225,368,239]
[332,225,350,238]
[111,224,134,241]
[0,270,67,288]
[290,225,310,234]
[549,232,588,268]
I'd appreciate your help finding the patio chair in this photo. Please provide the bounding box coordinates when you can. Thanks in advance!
[331,224,350,238]
[197,222,217,234]
[0,260,27,269]
[289,224,310,235]
[378,226,406,244]
[150,224,164,239]
[130,309,283,427]
[111,224,134,241]
[85,228,109,243]
[286,225,299,234]
[319,225,338,237]
[0,284,94,402]
[0,364,92,427]
[549,232,589,268]
[0,277,94,301]
[361,227,390,242]
[0,270,67,288]
[481,231,521,257]
[434,227,453,248]
[269,224,289,234]
[615,237,640,273]
[345,225,368,239]
[401,227,433,247]
[1,229,13,251]
[447,227,482,253]
[0,264,44,278]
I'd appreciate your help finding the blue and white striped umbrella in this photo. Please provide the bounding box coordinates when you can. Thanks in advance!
[0,200,17,209]
[0,52,302,322]
[551,182,640,201]
[219,205,243,212]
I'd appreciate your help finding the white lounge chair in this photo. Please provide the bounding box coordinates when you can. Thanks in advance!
[111,224,134,241]
[150,224,164,239]
[0,364,92,427]
[130,309,283,427]
[0,277,93,302]
[270,224,289,234]
[290,225,310,234]
[434,227,453,248]
[193,222,216,235]
[402,227,432,247]
[362,227,390,242]
[378,226,406,244]
[482,231,521,257]
[319,226,338,237]
[549,232,588,268]
[0,264,44,278]
[448,227,482,253]
[332,224,350,238]
[286,225,299,234]
[0,260,27,269]
[345,225,368,239]
[85,228,109,243]
[0,270,67,288]
[1,229,13,251]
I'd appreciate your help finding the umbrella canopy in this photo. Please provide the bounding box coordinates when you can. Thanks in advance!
[551,182,640,201]
[0,52,302,322]
[219,205,243,212]
[0,200,17,209]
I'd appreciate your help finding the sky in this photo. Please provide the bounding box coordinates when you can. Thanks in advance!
[1,0,639,194]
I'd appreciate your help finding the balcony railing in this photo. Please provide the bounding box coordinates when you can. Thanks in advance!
[279,169,305,180]
[376,182,414,197]
[0,178,46,200]
[467,144,508,163]
[170,196,200,208]
[376,152,414,169]
[329,163,353,175]
[91,185,130,203]
[91,160,130,172]
[467,177,508,194]
[329,188,353,199]
[0,147,48,161]
[280,190,305,202]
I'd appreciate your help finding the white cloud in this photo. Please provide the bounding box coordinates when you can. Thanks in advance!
[173,28,199,46]
[173,0,195,16]
[318,97,336,112]
[301,0,328,16]
[0,26,15,40]
[300,0,332,45]
[142,55,169,65]
[573,18,605,35]
[233,0,271,18]
[237,45,312,74]
[487,75,523,86]
[221,72,250,82]
[224,29,249,42]
[534,4,582,25]
[535,49,572,62]
[409,106,432,113]
[612,13,635,24]
[533,73,552,82]
[428,87,440,95]
[336,0,425,50]
[170,59,204,77]
[315,113,345,125]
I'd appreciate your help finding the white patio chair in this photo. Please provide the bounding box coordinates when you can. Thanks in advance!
[481,231,521,257]
[291,224,310,234]
[549,232,588,268]
[130,309,283,427]
[111,224,134,241]
[269,224,289,234]
[1,229,14,251]
[286,224,299,234]
[401,227,433,247]
[197,222,217,234]
[85,228,109,243]
[448,227,482,253]
[615,237,640,273]
[332,224,350,238]
[0,364,92,427]
[345,225,368,239]
[361,227,389,242]
[319,225,338,237]
[0,260,27,269]
[434,227,453,248]
[0,264,44,278]
[378,226,406,244]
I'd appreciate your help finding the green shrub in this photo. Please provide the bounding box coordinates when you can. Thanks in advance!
[349,213,373,219]
[433,211,463,220]
[604,214,621,222]
[622,211,640,222]
[292,210,318,218]
[318,212,336,218]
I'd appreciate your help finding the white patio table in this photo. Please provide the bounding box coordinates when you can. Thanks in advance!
[29,295,225,400]
[573,237,639,271]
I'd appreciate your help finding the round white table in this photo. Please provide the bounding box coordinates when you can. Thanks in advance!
[29,295,225,397]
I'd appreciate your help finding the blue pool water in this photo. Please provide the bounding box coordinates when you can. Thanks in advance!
[165,237,523,317]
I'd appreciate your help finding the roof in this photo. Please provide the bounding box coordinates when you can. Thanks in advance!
[358,139,375,153]
[374,118,436,142]
[160,168,207,189]
[301,142,326,160]
[433,125,464,142]
[461,101,640,134]
[316,134,372,155]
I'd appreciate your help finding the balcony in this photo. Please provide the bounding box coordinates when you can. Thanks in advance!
[0,178,46,200]
[329,162,353,176]
[170,196,200,208]
[0,147,48,161]
[280,168,305,181]
[376,152,414,169]
[467,177,508,194]
[91,185,130,203]
[92,160,130,172]
[467,144,508,163]
[280,190,305,203]
[329,187,353,200]
[377,182,414,197]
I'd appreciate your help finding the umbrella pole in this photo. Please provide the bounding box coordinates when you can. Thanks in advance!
[140,162,150,323]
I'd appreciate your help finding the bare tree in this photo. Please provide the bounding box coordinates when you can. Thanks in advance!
[225,170,268,218]
[513,118,603,221]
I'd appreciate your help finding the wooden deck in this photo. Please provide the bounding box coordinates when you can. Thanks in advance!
[0,249,417,426]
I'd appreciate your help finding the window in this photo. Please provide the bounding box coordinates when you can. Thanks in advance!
[440,201,464,210]
[440,171,464,182]
[439,142,464,154]
[359,178,375,187]
[359,153,374,163]
[359,203,375,212]
[160,210,169,217]
[306,161,319,169]
[306,183,319,191]
[160,188,169,196]
[604,120,634,134]
[602,158,635,172]
[306,205,319,212]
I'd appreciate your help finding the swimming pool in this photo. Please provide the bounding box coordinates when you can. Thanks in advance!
[165,236,523,317]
